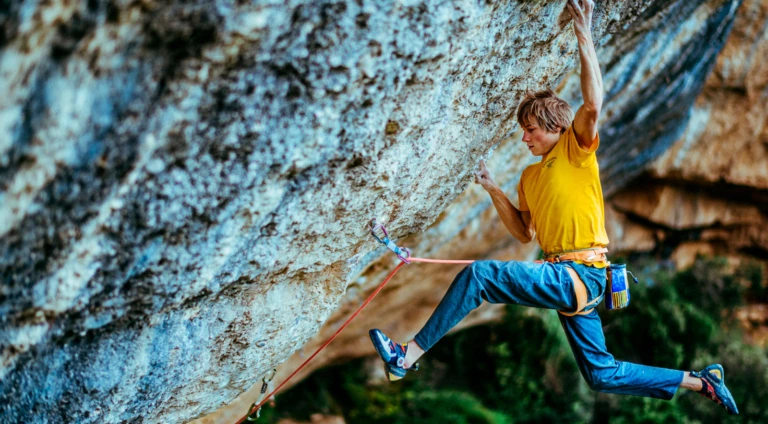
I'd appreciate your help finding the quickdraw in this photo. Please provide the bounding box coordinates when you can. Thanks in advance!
[244,369,277,422]
[370,219,411,263]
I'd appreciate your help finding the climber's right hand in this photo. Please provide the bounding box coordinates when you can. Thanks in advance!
[474,160,498,192]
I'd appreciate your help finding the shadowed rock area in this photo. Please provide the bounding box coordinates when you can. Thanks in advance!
[0,0,751,423]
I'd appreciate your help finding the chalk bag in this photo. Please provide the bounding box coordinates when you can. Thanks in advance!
[605,263,638,310]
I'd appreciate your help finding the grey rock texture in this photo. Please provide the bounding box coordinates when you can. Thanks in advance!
[610,0,768,268]
[0,0,742,423]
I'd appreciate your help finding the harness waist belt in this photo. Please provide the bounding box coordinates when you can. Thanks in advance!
[544,247,608,264]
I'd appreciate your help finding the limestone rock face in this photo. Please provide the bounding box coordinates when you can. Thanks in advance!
[0,0,744,423]
[651,0,768,190]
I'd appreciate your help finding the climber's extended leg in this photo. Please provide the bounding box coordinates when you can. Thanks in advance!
[558,309,684,399]
[371,260,580,380]
[559,301,738,413]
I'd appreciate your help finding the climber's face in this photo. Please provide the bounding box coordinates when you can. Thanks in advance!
[521,121,561,156]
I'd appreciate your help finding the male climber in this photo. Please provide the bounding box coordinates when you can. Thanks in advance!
[369,0,738,415]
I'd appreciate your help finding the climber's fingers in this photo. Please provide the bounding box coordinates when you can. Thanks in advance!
[568,0,594,15]
[474,160,490,184]
[566,1,577,21]
[567,0,593,28]
[567,0,581,15]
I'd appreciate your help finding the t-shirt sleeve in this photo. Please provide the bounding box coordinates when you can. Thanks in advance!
[517,179,529,212]
[564,124,599,168]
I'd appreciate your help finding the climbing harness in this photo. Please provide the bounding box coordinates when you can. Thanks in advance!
[236,220,473,423]
[540,247,640,313]
[541,247,609,316]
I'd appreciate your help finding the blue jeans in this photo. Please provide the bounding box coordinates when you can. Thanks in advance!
[413,260,684,400]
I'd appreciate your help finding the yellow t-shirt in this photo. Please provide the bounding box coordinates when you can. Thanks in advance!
[518,125,609,260]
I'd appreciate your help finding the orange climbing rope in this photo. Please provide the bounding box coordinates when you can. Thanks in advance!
[237,221,475,423]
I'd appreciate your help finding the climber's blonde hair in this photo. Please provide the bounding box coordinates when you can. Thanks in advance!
[516,89,573,134]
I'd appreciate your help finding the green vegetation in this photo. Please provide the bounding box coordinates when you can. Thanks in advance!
[260,257,768,423]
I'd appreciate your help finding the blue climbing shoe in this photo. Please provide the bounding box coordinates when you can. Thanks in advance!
[369,329,418,381]
[691,364,739,415]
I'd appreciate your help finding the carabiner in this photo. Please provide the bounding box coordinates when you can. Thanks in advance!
[245,404,261,422]
[370,219,389,245]
[262,369,277,392]
[396,247,411,263]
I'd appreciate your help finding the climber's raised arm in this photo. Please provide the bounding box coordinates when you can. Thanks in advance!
[568,0,603,150]
[474,160,533,244]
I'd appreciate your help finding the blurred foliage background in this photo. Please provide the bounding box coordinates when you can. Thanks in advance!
[260,257,768,423]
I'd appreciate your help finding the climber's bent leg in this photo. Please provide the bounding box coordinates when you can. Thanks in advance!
[413,260,577,352]
[559,310,684,399]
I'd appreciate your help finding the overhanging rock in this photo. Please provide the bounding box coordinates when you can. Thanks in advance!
[0,0,740,422]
